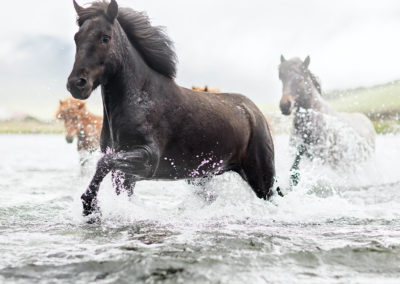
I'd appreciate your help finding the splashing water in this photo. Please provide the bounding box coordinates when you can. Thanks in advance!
[1,134,400,283]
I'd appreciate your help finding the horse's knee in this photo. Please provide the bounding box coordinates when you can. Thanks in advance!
[113,147,159,178]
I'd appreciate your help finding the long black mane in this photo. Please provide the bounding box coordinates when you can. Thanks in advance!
[307,70,322,95]
[76,1,177,78]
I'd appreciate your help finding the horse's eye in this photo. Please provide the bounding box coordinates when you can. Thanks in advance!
[102,35,111,44]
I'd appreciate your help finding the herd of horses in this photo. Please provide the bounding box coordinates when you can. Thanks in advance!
[60,0,376,218]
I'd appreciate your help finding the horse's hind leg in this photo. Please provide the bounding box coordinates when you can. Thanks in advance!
[112,170,135,197]
[240,135,276,200]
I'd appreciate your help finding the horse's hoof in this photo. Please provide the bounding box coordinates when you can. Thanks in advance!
[85,213,102,224]
[276,186,284,197]
[82,205,102,224]
[82,202,101,216]
[81,194,100,217]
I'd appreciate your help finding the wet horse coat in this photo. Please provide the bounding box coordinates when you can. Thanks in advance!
[67,0,277,216]
[278,56,376,186]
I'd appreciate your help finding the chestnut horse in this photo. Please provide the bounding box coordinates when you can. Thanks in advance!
[67,0,278,217]
[192,86,221,93]
[56,98,102,164]
[279,55,376,186]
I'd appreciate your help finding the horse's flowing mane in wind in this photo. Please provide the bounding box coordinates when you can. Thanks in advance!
[76,0,177,78]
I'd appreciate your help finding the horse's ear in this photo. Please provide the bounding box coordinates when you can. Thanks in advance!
[280,55,286,63]
[303,56,310,69]
[73,0,84,15]
[106,0,118,22]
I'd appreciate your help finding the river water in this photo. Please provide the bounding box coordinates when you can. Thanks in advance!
[0,134,399,283]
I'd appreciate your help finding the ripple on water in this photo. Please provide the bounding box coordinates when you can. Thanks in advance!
[0,134,400,283]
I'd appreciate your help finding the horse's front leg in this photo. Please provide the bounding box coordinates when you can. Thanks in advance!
[112,171,136,197]
[81,153,114,216]
[289,144,306,187]
[81,147,157,216]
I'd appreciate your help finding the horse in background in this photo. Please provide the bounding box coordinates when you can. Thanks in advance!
[278,55,376,186]
[192,86,221,93]
[56,98,102,166]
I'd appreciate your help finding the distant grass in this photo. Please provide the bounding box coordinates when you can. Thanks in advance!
[0,120,63,134]
[372,120,400,134]
[327,81,400,134]
[328,81,400,119]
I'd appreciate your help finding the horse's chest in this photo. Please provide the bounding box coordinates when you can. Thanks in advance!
[293,113,325,145]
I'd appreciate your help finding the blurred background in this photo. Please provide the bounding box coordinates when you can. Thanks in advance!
[1,0,399,133]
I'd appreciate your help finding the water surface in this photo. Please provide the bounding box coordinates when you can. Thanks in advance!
[0,134,400,283]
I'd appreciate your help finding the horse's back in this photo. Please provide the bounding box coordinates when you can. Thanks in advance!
[339,112,376,149]
[183,88,273,144]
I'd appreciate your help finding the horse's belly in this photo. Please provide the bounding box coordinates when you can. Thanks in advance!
[153,140,242,180]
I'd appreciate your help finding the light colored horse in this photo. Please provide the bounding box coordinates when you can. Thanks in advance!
[278,55,376,185]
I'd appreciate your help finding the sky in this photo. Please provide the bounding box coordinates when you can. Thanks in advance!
[1,0,400,119]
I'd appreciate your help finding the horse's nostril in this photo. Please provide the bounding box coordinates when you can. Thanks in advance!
[76,78,87,88]
[280,100,292,114]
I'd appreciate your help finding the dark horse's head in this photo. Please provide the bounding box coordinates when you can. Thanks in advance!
[278,55,322,115]
[67,0,119,100]
[67,0,177,100]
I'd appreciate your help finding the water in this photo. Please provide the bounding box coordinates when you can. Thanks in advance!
[1,134,400,283]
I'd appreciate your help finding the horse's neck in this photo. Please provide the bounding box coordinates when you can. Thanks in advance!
[100,40,177,145]
[296,90,334,114]
[102,43,153,109]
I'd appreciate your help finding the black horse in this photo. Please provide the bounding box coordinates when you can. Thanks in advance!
[278,55,376,186]
[67,0,277,216]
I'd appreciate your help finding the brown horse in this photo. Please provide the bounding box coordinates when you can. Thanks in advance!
[279,55,376,186]
[192,86,221,93]
[56,98,102,154]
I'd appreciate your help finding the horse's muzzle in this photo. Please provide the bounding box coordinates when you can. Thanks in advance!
[67,76,91,100]
[280,93,294,115]
[280,100,293,115]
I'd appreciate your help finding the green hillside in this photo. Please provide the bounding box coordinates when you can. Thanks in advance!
[327,81,400,133]
[327,80,400,119]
